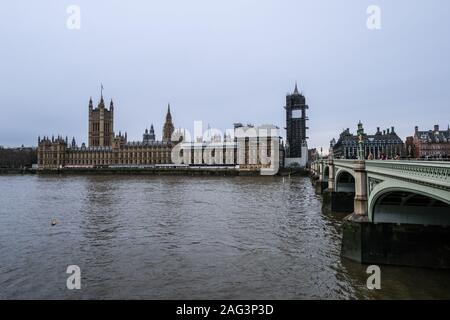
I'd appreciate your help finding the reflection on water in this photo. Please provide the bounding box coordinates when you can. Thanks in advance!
[0,174,449,299]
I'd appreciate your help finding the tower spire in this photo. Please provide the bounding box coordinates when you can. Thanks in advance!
[163,104,174,142]
[97,84,105,109]
[294,82,299,94]
[149,123,155,141]
[166,103,172,121]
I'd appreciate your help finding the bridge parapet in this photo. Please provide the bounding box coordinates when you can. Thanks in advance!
[312,158,450,216]
[314,159,450,190]
[365,160,450,190]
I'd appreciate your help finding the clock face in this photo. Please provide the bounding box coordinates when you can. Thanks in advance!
[292,110,301,118]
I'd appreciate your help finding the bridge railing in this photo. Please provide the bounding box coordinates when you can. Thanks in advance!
[313,159,450,188]
[365,160,450,189]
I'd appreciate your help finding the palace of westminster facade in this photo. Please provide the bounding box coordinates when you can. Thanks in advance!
[38,93,176,169]
[37,90,287,171]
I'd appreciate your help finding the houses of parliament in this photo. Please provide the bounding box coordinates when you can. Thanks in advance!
[37,84,306,172]
[37,92,175,168]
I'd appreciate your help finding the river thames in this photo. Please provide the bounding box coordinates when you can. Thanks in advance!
[0,174,449,299]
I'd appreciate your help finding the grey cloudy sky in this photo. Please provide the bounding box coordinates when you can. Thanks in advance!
[1,0,449,150]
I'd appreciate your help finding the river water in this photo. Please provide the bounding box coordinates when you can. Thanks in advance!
[0,175,449,299]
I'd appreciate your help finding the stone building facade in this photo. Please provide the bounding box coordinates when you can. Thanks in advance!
[88,95,114,147]
[38,95,174,169]
[175,123,283,174]
[37,94,283,174]
[405,125,450,159]
[332,122,404,159]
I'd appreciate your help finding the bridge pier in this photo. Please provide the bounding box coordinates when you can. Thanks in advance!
[322,190,355,214]
[341,215,450,268]
[313,161,328,194]
[315,180,328,195]
[309,162,320,192]
[309,163,315,178]
[341,159,371,262]
[321,159,355,213]
[353,160,368,215]
[313,162,320,181]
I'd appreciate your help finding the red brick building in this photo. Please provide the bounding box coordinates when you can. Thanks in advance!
[405,125,450,159]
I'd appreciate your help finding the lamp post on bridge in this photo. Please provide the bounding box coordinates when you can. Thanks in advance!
[357,121,365,161]
[354,121,368,216]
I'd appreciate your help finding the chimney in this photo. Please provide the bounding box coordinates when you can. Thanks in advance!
[383,130,386,135]
[434,125,439,132]
[391,126,395,133]
[387,128,390,134]
[377,127,380,134]
[415,126,419,133]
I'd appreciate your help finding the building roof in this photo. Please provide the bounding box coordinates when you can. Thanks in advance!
[333,127,404,148]
[415,128,450,143]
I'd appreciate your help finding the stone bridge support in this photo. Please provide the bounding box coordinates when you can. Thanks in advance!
[309,162,316,178]
[353,160,368,215]
[310,161,320,194]
[313,162,320,180]
[322,159,355,214]
[327,159,334,191]
[314,161,328,195]
[341,160,371,263]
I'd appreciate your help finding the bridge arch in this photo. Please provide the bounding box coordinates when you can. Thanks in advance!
[369,184,450,226]
[334,169,355,193]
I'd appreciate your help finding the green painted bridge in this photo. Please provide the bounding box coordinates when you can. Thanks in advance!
[311,159,450,225]
[311,158,450,268]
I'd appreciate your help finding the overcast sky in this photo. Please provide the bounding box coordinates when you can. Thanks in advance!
[1,0,449,150]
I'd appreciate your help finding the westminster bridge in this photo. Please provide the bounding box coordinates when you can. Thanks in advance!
[310,159,450,269]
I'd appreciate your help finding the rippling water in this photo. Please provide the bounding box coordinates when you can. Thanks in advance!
[0,175,449,299]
